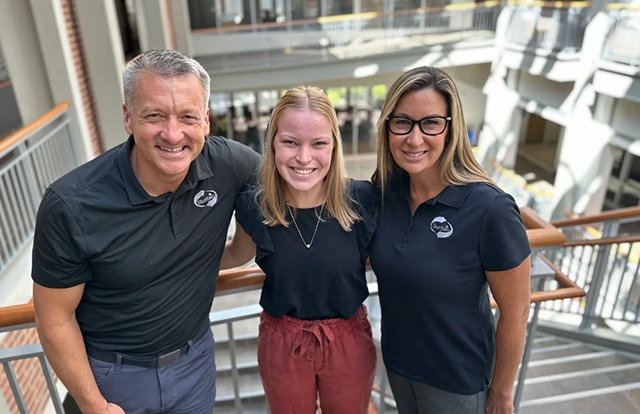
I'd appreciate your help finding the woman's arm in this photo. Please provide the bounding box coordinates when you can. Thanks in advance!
[485,256,531,414]
[220,220,256,269]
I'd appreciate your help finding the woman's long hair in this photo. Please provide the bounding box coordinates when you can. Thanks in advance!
[372,66,492,195]
[259,86,360,231]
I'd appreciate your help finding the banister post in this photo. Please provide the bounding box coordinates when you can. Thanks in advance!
[579,220,619,330]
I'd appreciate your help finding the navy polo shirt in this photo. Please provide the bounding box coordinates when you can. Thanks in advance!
[32,135,261,356]
[370,173,530,395]
[234,180,378,320]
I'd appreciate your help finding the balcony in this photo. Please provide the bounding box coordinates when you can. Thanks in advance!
[602,5,640,69]
[593,4,640,106]
[505,2,589,53]
[191,3,500,92]
[0,103,79,278]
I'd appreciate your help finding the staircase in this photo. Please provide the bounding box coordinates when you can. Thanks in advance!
[214,330,640,413]
[517,334,640,413]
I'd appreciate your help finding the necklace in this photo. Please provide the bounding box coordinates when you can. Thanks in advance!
[286,204,324,249]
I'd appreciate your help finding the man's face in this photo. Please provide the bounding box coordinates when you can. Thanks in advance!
[123,72,209,191]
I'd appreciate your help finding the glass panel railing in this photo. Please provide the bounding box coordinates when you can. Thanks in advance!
[602,5,640,67]
[193,2,500,73]
[505,1,590,52]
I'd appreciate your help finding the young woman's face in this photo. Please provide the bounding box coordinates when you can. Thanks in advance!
[388,88,449,178]
[274,109,334,202]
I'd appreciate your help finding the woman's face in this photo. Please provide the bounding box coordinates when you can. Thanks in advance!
[273,108,334,202]
[387,88,449,178]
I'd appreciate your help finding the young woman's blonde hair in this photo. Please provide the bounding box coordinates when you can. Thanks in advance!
[372,66,492,195]
[259,86,360,231]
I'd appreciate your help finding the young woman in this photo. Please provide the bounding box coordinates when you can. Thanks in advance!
[370,66,531,414]
[231,86,377,414]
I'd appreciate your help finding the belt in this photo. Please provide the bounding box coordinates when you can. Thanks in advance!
[85,321,210,369]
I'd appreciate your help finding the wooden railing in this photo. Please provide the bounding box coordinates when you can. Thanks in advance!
[0,102,69,157]
[0,207,572,329]
[552,206,640,228]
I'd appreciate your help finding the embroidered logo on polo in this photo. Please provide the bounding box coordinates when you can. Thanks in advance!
[430,216,453,239]
[194,190,218,207]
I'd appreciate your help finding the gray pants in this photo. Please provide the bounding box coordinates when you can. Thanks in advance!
[387,370,487,414]
[88,329,217,414]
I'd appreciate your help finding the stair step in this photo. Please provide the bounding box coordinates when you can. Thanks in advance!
[214,338,258,371]
[532,336,569,348]
[215,371,265,404]
[521,364,640,401]
[519,382,640,413]
[522,361,640,385]
[214,401,269,414]
[526,352,634,377]
[529,343,593,361]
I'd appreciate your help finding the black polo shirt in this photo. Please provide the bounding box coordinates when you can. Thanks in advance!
[32,135,261,356]
[234,180,378,320]
[370,173,530,395]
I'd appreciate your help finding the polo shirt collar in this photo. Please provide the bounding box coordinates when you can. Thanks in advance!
[118,135,214,205]
[395,171,473,209]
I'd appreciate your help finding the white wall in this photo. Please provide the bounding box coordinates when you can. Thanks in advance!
[610,98,640,138]
[517,72,574,108]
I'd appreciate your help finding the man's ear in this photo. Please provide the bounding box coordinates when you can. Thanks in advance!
[204,108,211,137]
[123,104,133,135]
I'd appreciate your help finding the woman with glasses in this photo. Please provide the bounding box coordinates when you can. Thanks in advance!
[227,86,377,414]
[369,66,531,414]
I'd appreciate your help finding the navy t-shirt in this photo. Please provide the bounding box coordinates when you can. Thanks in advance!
[370,174,530,395]
[234,179,378,320]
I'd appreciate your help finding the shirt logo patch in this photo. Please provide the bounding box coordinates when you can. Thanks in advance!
[194,190,218,208]
[430,216,453,239]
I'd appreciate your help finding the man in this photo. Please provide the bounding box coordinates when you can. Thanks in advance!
[32,50,260,414]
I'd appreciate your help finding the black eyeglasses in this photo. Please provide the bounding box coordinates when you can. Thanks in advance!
[386,115,451,136]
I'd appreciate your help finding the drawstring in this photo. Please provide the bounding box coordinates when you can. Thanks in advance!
[291,323,336,362]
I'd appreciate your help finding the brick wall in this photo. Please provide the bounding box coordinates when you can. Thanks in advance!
[0,328,52,414]
[60,0,105,157]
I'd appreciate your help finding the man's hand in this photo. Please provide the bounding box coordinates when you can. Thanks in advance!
[86,401,125,414]
[105,402,125,414]
[485,389,514,414]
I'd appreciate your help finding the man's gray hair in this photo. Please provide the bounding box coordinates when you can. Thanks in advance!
[123,49,210,112]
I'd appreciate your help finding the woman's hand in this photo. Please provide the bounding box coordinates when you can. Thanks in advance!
[485,389,514,414]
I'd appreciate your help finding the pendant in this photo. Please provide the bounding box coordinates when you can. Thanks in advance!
[306,244,311,248]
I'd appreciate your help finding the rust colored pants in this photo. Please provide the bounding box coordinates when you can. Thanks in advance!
[258,306,377,414]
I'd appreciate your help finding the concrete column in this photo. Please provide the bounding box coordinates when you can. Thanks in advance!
[169,0,194,55]
[254,90,263,153]
[0,1,53,124]
[29,0,94,162]
[135,0,173,52]
[354,0,362,14]
[551,12,615,218]
[215,0,222,28]
[74,0,126,150]
[227,92,234,141]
